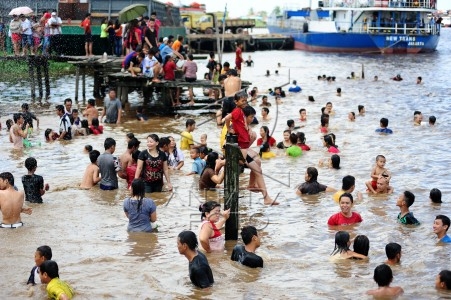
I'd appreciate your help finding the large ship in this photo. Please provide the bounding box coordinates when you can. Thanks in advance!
[267,0,440,53]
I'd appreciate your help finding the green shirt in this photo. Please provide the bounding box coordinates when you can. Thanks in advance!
[100,24,108,38]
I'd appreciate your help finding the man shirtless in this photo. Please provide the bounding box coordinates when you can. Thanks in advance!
[118,138,140,179]
[10,113,29,149]
[224,69,241,97]
[82,99,99,126]
[217,69,242,125]
[368,177,394,194]
[0,172,32,228]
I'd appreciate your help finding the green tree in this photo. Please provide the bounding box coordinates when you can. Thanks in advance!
[272,6,281,16]
[248,8,255,16]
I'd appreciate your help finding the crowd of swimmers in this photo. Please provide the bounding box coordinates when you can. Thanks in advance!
[0,50,448,297]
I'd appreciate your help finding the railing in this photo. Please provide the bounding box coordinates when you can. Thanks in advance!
[322,0,436,9]
[277,18,440,36]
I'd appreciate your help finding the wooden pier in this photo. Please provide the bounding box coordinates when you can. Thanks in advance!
[108,72,251,115]
[186,33,294,53]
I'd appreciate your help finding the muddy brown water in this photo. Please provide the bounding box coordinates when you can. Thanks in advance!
[0,30,450,299]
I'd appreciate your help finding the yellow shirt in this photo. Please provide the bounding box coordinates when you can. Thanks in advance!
[332,190,345,203]
[180,131,193,150]
[47,278,74,300]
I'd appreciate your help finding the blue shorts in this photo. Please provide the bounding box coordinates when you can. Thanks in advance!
[22,34,33,47]
[100,183,117,191]
[43,36,50,49]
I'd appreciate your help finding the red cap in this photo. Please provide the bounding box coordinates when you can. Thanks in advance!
[44,12,51,19]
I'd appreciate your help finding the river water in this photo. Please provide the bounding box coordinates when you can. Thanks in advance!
[0,30,450,299]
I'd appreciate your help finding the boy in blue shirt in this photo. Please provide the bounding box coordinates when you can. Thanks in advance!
[187,148,205,175]
[375,117,393,134]
[434,215,451,243]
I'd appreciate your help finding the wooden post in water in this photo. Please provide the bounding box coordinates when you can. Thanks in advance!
[75,65,80,102]
[224,134,240,241]
[28,56,36,101]
[36,57,43,101]
[82,67,86,101]
[43,56,50,100]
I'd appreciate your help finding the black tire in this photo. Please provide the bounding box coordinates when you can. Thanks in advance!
[205,27,214,34]
[236,27,244,34]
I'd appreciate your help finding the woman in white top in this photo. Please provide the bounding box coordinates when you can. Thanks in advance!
[167,136,184,170]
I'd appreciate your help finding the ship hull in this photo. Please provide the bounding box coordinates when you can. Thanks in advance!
[267,25,439,54]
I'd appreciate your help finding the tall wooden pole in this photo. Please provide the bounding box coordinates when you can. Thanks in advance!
[224,134,240,240]
[28,56,35,101]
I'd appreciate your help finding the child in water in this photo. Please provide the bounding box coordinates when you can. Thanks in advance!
[39,260,74,300]
[367,264,404,297]
[80,150,101,189]
[44,128,59,142]
[365,155,391,193]
[323,133,339,153]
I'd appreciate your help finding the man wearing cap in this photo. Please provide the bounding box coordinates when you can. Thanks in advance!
[20,14,33,55]
[159,36,168,51]
[9,15,22,56]
[46,11,62,55]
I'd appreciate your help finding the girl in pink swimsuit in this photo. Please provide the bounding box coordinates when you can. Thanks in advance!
[198,201,230,252]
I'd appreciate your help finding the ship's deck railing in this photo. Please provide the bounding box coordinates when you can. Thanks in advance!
[322,0,436,9]
[366,22,440,34]
[281,18,440,35]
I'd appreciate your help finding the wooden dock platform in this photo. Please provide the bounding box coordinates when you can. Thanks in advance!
[108,73,251,115]
[186,33,294,53]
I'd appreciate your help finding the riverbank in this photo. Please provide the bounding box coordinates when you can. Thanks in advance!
[0,53,75,82]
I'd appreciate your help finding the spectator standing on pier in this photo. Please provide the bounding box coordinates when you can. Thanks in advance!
[114,19,122,57]
[143,18,158,50]
[9,15,22,56]
[20,14,33,56]
[151,11,161,38]
[125,19,141,54]
[235,41,244,76]
[100,18,109,55]
[46,11,62,56]
[0,18,5,53]
[40,12,51,55]
[80,13,93,57]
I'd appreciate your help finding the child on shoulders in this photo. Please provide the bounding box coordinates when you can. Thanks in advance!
[365,155,392,193]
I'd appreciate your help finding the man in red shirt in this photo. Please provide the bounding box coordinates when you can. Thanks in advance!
[328,193,363,226]
[80,13,92,56]
[235,41,244,76]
